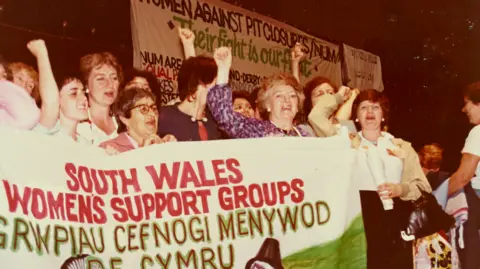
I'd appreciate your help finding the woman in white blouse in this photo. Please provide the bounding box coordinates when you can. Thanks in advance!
[352,89,431,200]
[76,52,123,145]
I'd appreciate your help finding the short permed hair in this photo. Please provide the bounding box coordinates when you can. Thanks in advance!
[256,72,304,120]
[418,143,444,170]
[113,87,156,133]
[79,52,124,85]
[8,62,40,104]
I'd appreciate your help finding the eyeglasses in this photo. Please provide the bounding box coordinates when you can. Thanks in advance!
[130,104,158,115]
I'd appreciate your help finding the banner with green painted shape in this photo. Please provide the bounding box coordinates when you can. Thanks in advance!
[0,127,369,268]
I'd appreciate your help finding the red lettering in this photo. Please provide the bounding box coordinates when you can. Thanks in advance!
[196,161,215,187]
[31,188,47,219]
[212,160,228,185]
[3,180,31,214]
[233,185,250,208]
[119,169,141,194]
[145,162,180,190]
[290,178,305,203]
[181,191,200,215]
[65,163,79,192]
[262,182,278,206]
[142,194,155,220]
[226,158,243,184]
[167,192,182,217]
[78,166,93,193]
[218,187,233,210]
[196,189,211,213]
[65,193,78,222]
[90,169,109,195]
[92,196,107,224]
[78,195,93,224]
[248,184,264,208]
[104,170,120,195]
[180,162,201,188]
[111,197,128,222]
[47,192,65,220]
[125,196,143,222]
[277,181,291,204]
[154,193,167,219]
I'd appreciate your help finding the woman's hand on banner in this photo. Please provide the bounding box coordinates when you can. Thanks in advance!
[142,134,165,147]
[104,145,120,156]
[162,134,177,143]
[214,47,232,85]
[377,183,403,199]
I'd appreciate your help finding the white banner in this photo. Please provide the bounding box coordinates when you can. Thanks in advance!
[343,44,384,91]
[0,127,367,268]
[131,0,342,104]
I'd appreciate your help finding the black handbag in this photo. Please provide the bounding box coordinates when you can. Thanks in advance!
[400,188,455,241]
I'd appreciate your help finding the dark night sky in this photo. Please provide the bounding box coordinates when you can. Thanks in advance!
[0,0,479,172]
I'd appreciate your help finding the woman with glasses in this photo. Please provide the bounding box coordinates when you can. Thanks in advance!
[100,87,176,154]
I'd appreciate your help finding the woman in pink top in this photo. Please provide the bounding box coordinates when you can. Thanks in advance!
[0,80,40,129]
[100,87,176,154]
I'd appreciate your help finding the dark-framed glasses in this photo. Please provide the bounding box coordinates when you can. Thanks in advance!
[130,104,158,115]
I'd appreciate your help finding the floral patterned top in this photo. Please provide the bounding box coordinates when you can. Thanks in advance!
[207,84,311,138]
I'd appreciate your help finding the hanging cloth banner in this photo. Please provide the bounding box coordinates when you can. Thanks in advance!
[0,126,367,268]
[343,43,384,91]
[130,0,342,104]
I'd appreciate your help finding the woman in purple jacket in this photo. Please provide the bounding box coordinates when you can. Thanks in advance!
[207,47,311,138]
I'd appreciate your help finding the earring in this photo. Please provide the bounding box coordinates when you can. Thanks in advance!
[382,118,385,122]
[267,108,271,112]
[355,118,359,122]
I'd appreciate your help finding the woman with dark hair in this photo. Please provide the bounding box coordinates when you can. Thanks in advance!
[157,55,221,141]
[232,91,255,118]
[100,87,175,154]
[447,81,480,269]
[123,69,159,91]
[28,39,89,143]
[350,89,431,269]
[418,143,449,189]
[301,76,358,137]
[157,29,221,141]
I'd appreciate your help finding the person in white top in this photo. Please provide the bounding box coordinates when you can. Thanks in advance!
[27,39,89,144]
[352,89,430,201]
[448,81,480,196]
[77,52,123,145]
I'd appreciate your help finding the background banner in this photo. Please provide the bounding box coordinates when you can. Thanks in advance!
[131,0,342,104]
[0,127,366,268]
[342,43,384,91]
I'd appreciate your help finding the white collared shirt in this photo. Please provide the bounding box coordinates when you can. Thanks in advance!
[33,121,91,145]
[77,117,119,146]
[354,131,404,191]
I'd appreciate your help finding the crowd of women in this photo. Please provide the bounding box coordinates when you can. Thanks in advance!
[0,27,479,268]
